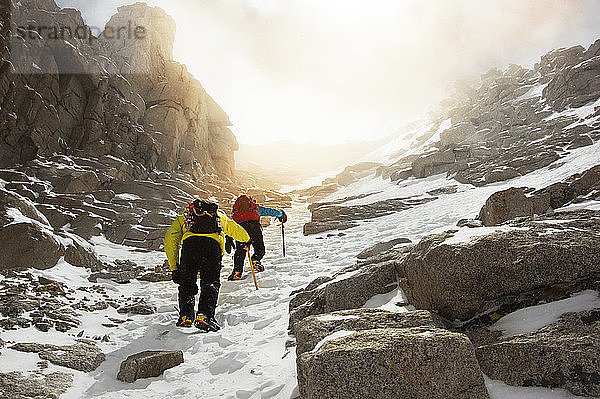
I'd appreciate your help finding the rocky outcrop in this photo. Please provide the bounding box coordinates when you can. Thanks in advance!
[0,154,291,260]
[0,219,100,272]
[289,253,401,331]
[544,43,600,111]
[303,196,435,236]
[331,162,382,186]
[478,165,600,226]
[0,222,62,271]
[117,350,184,383]
[412,150,456,178]
[295,309,448,355]
[0,0,288,275]
[295,210,600,397]
[531,164,600,214]
[397,211,600,322]
[477,310,600,397]
[339,41,600,191]
[64,239,102,270]
[0,0,237,177]
[297,327,490,399]
[10,340,105,372]
[0,188,48,227]
[477,187,533,226]
[0,371,73,399]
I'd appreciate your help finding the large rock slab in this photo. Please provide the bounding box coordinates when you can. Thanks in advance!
[303,220,359,235]
[64,240,102,270]
[477,310,600,397]
[0,371,73,399]
[297,327,490,399]
[479,165,600,226]
[0,188,49,227]
[117,350,184,383]
[295,309,448,355]
[397,213,600,321]
[411,150,456,178]
[544,51,600,110]
[304,196,435,236]
[10,341,105,372]
[531,164,600,214]
[289,258,399,331]
[0,222,62,271]
[478,187,532,226]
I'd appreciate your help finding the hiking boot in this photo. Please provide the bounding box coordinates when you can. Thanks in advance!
[228,271,242,281]
[252,260,264,272]
[176,315,193,328]
[194,314,220,332]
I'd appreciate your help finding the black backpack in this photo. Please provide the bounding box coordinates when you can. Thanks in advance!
[185,200,222,234]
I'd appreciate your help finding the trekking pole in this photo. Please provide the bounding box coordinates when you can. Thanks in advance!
[281,223,286,257]
[246,246,259,290]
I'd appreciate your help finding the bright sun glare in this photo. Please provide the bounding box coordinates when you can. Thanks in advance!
[56,0,600,146]
[164,0,423,145]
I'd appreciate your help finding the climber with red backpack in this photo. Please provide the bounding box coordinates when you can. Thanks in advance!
[164,199,250,331]
[227,195,287,281]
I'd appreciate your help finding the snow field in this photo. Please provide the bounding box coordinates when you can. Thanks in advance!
[1,137,599,398]
[48,203,358,399]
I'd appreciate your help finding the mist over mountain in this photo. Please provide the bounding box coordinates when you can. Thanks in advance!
[235,139,390,186]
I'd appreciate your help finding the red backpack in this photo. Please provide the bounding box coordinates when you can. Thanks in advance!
[232,195,260,222]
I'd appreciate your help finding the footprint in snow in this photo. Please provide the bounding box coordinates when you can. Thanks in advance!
[209,351,248,375]
[219,312,261,327]
[256,277,278,288]
[235,389,256,399]
[203,334,234,348]
[260,383,285,398]
[253,315,280,330]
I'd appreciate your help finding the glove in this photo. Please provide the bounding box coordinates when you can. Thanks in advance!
[225,236,235,254]
[171,266,183,284]
[278,210,287,223]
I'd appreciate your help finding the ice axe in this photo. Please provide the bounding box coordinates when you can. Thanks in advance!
[246,246,259,290]
[281,222,286,257]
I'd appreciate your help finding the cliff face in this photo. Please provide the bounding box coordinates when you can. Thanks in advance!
[0,0,237,177]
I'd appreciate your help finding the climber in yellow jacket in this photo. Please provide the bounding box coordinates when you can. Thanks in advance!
[164,199,250,331]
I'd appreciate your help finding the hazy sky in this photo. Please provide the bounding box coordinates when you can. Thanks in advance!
[56,0,600,145]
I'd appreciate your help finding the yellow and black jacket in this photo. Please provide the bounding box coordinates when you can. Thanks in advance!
[164,210,250,271]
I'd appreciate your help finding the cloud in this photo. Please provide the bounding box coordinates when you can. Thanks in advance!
[55,0,600,144]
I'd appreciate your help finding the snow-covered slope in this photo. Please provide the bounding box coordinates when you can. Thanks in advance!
[1,146,598,399]
[3,177,598,399]
[317,139,600,247]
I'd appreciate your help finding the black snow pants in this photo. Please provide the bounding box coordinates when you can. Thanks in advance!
[178,236,222,319]
[233,220,265,273]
